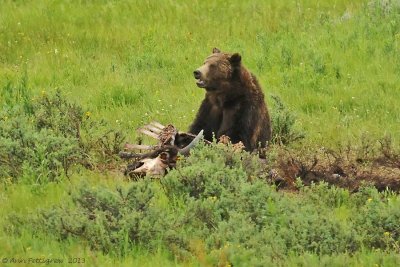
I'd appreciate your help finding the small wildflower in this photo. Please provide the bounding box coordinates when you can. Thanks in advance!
[384,232,390,237]
[368,198,372,202]
[208,196,217,202]
[54,48,59,54]
[85,111,91,118]
[5,177,12,185]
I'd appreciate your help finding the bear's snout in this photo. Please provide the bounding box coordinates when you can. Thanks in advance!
[194,69,206,88]
[193,70,201,79]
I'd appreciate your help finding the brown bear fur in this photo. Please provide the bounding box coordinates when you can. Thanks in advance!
[189,48,272,151]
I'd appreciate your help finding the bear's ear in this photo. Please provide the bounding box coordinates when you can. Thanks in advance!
[229,53,241,65]
[212,47,221,53]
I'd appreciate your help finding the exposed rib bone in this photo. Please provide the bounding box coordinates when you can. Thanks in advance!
[143,124,163,134]
[138,128,159,139]
[150,121,165,129]
[124,143,156,151]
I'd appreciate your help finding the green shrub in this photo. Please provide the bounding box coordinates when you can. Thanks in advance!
[354,188,400,252]
[270,95,305,145]
[0,89,125,184]
[0,106,81,183]
[9,144,399,265]
[162,144,249,200]
[21,179,172,256]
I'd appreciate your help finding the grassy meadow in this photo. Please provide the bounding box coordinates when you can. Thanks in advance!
[1,0,400,266]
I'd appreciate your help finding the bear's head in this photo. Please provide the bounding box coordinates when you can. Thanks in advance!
[193,47,242,92]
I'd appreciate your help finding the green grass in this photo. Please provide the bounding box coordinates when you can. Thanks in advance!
[1,0,399,144]
[1,0,400,266]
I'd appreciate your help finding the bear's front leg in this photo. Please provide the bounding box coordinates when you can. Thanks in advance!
[189,98,222,142]
[217,108,240,142]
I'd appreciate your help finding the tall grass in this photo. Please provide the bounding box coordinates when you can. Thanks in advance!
[1,0,399,144]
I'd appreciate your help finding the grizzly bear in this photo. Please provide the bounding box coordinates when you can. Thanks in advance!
[189,47,272,151]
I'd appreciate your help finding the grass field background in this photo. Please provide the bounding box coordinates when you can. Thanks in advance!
[2,0,399,144]
[1,0,400,266]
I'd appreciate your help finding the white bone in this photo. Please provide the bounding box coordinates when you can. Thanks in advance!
[133,157,167,176]
[138,128,159,139]
[150,121,165,129]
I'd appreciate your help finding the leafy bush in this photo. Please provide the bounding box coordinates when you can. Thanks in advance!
[162,142,257,200]
[14,180,166,256]
[9,144,400,266]
[0,106,81,183]
[0,87,125,183]
[270,95,305,145]
[354,188,400,252]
